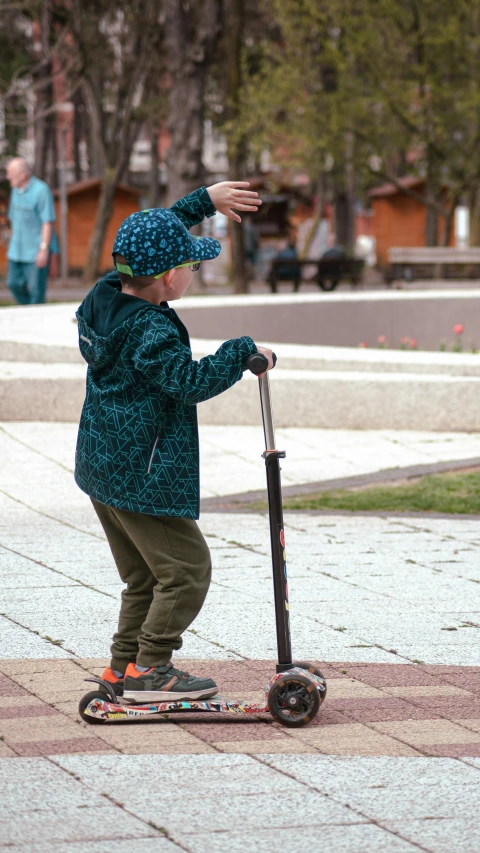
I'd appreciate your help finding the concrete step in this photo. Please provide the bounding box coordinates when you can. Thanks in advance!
[2,362,480,430]
[1,299,479,375]
[2,302,479,429]
[193,340,480,376]
[203,369,480,431]
[0,362,86,421]
[4,336,480,377]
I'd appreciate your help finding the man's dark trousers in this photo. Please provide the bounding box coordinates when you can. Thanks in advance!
[7,260,49,304]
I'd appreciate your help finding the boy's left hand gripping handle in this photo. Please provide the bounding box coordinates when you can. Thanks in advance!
[247,352,277,375]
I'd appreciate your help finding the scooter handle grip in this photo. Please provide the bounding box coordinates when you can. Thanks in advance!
[247,352,277,375]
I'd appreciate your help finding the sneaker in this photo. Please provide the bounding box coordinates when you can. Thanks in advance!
[123,662,218,702]
[100,667,124,697]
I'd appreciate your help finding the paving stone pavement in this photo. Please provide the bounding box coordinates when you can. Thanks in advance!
[3,420,480,499]
[1,421,480,850]
[0,749,479,851]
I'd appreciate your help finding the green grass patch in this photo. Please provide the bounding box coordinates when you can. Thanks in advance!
[251,469,480,514]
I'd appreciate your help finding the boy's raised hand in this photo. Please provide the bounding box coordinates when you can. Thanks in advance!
[206,181,262,223]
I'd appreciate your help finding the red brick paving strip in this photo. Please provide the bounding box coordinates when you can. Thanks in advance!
[425,743,480,757]
[0,674,30,697]
[11,738,117,757]
[0,659,478,758]
[0,705,59,719]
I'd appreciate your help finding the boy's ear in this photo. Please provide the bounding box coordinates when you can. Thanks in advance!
[163,268,176,287]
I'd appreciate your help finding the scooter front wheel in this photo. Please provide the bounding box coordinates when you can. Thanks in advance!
[268,673,320,728]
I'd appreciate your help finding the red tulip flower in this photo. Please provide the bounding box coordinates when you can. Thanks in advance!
[454,324,464,336]
[359,341,368,348]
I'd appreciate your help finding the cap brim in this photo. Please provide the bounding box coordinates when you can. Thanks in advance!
[187,234,222,262]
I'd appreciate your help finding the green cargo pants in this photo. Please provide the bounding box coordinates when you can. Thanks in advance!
[91,498,212,673]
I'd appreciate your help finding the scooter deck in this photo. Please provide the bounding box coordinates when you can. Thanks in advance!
[83,693,270,722]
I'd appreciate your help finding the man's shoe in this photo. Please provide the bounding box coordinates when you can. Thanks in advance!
[100,667,124,697]
[123,662,218,702]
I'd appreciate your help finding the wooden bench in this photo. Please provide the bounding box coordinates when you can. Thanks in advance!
[268,258,365,293]
[388,247,480,281]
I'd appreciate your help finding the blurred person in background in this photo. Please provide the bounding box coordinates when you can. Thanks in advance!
[6,157,58,304]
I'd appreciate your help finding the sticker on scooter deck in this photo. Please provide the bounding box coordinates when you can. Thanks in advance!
[81,667,326,723]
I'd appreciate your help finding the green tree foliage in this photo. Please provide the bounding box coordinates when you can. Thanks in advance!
[236,0,480,247]
[349,0,480,245]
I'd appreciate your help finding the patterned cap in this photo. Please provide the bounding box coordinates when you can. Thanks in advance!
[112,208,221,277]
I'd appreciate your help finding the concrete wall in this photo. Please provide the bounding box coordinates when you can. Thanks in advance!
[176,292,480,351]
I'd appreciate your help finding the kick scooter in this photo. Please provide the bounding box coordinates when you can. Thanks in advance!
[79,353,326,728]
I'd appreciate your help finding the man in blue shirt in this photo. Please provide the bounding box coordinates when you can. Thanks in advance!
[6,158,58,304]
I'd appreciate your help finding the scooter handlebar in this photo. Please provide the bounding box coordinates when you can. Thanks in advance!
[247,352,277,375]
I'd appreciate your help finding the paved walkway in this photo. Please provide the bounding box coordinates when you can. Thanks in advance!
[0,751,477,852]
[1,419,479,850]
[3,420,480,498]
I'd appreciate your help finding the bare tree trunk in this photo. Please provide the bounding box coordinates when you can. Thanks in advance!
[334,187,354,250]
[166,77,205,203]
[83,170,117,281]
[46,118,58,189]
[344,131,356,252]
[229,220,245,293]
[164,0,221,204]
[442,202,457,248]
[224,0,247,293]
[148,120,160,208]
[85,111,104,177]
[333,138,355,252]
[469,183,480,246]
[82,113,143,281]
[425,201,438,246]
[34,0,56,183]
[425,156,439,246]
[72,88,83,182]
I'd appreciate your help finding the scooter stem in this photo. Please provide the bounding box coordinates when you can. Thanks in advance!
[259,373,276,451]
[247,352,293,671]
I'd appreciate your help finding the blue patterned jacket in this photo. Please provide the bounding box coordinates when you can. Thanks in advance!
[75,187,257,518]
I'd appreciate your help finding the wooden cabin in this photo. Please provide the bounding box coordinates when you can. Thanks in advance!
[53,178,143,274]
[369,177,454,269]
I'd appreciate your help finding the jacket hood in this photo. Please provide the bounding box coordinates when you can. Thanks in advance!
[76,270,162,368]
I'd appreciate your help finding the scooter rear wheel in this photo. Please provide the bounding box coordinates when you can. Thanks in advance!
[268,673,320,728]
[79,691,108,725]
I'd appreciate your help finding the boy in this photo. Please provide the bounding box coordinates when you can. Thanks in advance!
[75,181,274,702]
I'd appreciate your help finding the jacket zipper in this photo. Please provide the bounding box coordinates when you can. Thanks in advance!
[147,432,161,474]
